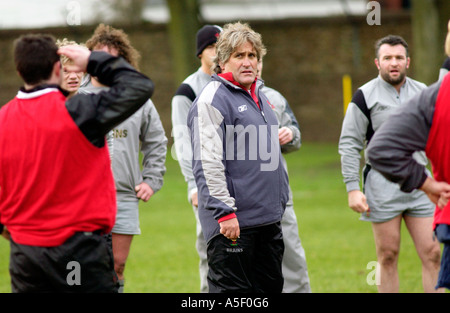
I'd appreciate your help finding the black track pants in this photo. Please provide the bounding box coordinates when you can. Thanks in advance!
[9,231,118,293]
[207,222,284,293]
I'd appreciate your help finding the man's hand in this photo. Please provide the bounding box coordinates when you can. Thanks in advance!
[278,127,293,145]
[420,177,450,209]
[1,227,10,241]
[135,182,154,202]
[438,192,450,209]
[219,218,240,240]
[348,190,370,213]
[57,45,91,73]
[191,191,198,207]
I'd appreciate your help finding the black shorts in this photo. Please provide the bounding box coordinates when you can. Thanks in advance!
[9,231,118,293]
[207,222,284,293]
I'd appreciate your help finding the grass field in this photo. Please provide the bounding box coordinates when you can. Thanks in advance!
[0,142,439,293]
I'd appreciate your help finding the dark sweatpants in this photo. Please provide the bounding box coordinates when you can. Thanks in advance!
[435,224,450,290]
[207,222,284,293]
[9,231,118,293]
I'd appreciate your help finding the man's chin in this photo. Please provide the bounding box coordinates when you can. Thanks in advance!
[383,73,406,86]
[66,86,79,92]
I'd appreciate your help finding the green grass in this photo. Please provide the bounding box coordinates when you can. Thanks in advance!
[0,142,440,292]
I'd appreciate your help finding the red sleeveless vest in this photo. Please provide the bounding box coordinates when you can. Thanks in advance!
[425,74,450,228]
[0,88,116,246]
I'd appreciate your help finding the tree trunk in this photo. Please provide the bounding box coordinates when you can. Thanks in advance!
[437,0,450,56]
[411,0,440,84]
[166,0,202,85]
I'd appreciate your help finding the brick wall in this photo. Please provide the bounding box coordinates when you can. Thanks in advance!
[0,13,414,142]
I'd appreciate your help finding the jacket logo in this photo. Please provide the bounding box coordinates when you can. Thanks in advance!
[373,104,390,113]
[238,105,247,112]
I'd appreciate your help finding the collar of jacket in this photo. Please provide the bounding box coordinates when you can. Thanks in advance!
[218,72,260,109]
[17,84,69,99]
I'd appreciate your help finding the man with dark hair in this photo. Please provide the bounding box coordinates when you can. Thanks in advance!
[14,34,60,85]
[0,33,153,292]
[375,34,409,58]
[338,34,442,292]
[367,21,450,290]
[374,35,409,86]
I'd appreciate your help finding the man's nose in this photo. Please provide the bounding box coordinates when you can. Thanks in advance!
[391,57,399,66]
[242,57,251,67]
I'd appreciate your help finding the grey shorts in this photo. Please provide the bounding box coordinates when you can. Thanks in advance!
[112,200,141,235]
[362,169,434,223]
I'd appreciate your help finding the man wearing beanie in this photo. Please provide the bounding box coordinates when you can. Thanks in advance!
[172,24,222,292]
[172,24,311,293]
[196,25,222,58]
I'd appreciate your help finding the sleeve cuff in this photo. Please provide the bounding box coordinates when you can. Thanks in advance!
[218,213,237,224]
[404,170,428,193]
[345,181,361,193]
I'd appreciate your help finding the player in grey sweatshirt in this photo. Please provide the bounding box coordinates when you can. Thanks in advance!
[81,24,167,292]
[338,35,441,292]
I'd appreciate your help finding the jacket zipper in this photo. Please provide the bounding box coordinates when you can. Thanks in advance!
[243,87,268,123]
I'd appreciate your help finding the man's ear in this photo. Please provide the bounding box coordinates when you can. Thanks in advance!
[374,58,380,70]
[54,60,61,77]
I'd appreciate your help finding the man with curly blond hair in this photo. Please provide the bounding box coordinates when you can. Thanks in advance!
[56,38,83,98]
[80,24,167,293]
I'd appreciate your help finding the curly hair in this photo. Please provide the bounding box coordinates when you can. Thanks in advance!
[56,38,79,65]
[85,24,141,69]
[212,22,266,74]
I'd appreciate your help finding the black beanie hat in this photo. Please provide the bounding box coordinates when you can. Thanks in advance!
[196,25,222,57]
